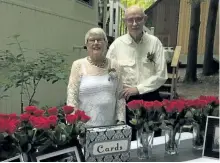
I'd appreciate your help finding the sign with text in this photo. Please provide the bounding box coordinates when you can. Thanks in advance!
[93,139,129,155]
[84,125,132,162]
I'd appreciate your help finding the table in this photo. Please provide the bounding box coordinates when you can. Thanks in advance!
[129,132,219,162]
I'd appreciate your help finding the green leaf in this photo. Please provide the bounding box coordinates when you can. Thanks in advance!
[185,110,193,118]
[13,34,20,38]
[52,79,59,84]
[148,121,154,127]
[30,99,40,105]
[16,54,23,58]
[7,43,17,46]
[129,118,137,125]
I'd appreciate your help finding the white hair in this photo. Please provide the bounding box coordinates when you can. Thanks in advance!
[84,27,108,44]
[124,5,145,18]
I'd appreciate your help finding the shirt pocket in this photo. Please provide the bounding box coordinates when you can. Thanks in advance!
[118,59,136,86]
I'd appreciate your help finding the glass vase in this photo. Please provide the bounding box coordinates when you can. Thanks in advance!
[192,123,204,150]
[164,128,182,155]
[137,128,154,159]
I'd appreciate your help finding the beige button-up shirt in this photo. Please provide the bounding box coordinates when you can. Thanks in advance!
[106,33,168,94]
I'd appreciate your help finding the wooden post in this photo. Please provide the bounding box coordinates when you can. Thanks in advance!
[109,0,114,37]
[102,0,107,33]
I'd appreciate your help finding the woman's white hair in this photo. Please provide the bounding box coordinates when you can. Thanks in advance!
[85,27,108,44]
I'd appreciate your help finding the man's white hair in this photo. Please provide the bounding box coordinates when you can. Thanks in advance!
[85,27,108,44]
[124,5,145,18]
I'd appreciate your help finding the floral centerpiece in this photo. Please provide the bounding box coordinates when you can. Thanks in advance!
[127,100,163,159]
[0,105,90,161]
[186,96,219,150]
[160,99,190,155]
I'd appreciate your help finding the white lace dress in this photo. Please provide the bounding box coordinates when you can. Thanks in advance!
[67,57,125,127]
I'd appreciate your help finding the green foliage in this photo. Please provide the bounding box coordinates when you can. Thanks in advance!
[120,0,155,9]
[0,35,69,107]
[129,107,163,132]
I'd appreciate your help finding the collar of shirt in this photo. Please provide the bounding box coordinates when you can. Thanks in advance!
[123,32,148,45]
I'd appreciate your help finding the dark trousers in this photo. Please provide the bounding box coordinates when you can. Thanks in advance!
[126,89,163,141]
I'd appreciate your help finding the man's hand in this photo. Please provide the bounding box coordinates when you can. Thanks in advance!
[122,87,139,100]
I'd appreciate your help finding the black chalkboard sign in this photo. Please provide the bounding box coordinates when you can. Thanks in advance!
[203,116,219,159]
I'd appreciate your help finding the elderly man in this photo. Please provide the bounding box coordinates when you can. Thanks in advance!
[106,5,168,139]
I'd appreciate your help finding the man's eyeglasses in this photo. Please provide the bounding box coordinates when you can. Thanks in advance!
[125,16,144,24]
[87,38,105,44]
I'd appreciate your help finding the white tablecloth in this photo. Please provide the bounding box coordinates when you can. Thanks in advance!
[185,157,219,162]
[130,132,219,162]
[130,132,193,150]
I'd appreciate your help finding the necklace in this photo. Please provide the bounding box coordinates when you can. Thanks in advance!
[87,56,108,68]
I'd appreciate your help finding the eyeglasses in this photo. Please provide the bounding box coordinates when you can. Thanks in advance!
[125,16,144,24]
[87,38,105,44]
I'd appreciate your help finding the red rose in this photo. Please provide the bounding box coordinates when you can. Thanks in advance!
[9,113,17,120]
[48,115,58,126]
[192,99,207,109]
[20,113,30,121]
[185,100,194,108]
[4,119,20,134]
[62,106,74,114]
[13,119,21,127]
[6,123,17,135]
[175,101,185,112]
[30,116,48,128]
[0,114,9,120]
[198,100,208,108]
[153,100,163,109]
[33,109,45,117]
[80,114,91,123]
[48,107,58,115]
[25,106,38,114]
[127,100,143,110]
[143,101,154,109]
[66,114,77,124]
[165,102,176,113]
[199,96,218,104]
[215,98,219,105]
[32,117,50,129]
[75,110,86,119]
[29,115,37,125]
[162,99,170,107]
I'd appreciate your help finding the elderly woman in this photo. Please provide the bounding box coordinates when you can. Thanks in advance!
[67,28,125,127]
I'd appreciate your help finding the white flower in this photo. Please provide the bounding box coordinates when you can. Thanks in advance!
[108,68,118,81]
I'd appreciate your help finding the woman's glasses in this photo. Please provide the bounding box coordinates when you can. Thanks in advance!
[87,38,105,44]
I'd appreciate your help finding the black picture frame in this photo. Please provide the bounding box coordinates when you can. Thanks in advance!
[203,116,219,159]
[35,146,82,162]
[1,154,23,162]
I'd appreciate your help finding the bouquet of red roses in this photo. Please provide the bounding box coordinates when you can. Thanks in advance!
[0,105,90,160]
[185,96,219,148]
[127,100,163,133]
[160,99,190,131]
[26,105,90,152]
[0,113,21,161]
